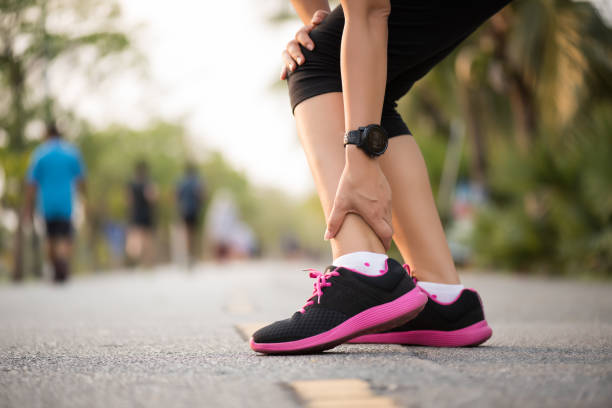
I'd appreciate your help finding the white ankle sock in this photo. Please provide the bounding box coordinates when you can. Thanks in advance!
[417,281,464,303]
[333,251,389,276]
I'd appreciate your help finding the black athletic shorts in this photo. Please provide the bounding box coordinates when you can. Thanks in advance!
[287,0,511,137]
[45,219,73,239]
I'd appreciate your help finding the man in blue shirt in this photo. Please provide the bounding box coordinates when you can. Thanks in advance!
[25,123,86,283]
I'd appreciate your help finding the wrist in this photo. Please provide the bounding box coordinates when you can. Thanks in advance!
[344,124,388,158]
[345,145,379,166]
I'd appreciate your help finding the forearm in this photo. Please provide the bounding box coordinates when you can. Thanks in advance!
[340,0,390,136]
[291,0,330,25]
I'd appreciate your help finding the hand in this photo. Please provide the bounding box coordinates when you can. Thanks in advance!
[325,146,393,250]
[280,9,330,80]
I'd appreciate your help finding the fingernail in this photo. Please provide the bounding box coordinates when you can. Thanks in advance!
[297,57,303,64]
[324,230,330,240]
[307,44,314,51]
[289,64,294,71]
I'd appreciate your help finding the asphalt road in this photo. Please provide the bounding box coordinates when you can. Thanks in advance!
[1,261,611,408]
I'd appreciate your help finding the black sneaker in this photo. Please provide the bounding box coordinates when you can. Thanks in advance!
[250,258,427,354]
[349,280,492,347]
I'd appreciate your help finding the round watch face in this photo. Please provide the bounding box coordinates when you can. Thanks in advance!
[365,126,388,155]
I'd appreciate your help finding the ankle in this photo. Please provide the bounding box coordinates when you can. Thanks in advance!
[417,281,464,303]
[330,214,386,255]
[412,268,461,285]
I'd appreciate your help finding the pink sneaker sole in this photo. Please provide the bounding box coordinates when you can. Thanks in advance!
[348,320,492,347]
[250,287,428,354]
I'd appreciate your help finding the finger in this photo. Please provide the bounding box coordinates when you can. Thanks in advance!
[311,10,330,25]
[374,219,394,251]
[295,28,314,51]
[363,210,393,251]
[281,50,297,72]
[280,65,288,80]
[324,201,348,240]
[287,40,306,64]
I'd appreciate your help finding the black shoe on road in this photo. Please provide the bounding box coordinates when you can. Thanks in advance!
[250,258,427,354]
[349,285,492,347]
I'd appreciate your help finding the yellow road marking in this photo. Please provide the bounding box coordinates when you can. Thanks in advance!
[289,379,397,408]
[308,398,396,408]
[234,322,267,341]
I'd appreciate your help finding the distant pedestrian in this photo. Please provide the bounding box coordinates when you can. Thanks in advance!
[176,163,206,265]
[24,122,87,283]
[126,160,157,266]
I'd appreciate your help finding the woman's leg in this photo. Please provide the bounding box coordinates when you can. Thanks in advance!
[294,92,385,258]
[379,135,460,284]
[252,92,431,354]
[296,92,459,281]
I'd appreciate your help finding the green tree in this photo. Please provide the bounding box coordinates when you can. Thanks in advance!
[395,0,612,275]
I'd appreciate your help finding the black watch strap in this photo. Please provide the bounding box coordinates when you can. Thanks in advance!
[343,129,363,147]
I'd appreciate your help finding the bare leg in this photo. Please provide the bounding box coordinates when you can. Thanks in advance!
[295,93,385,259]
[379,136,460,284]
[126,227,142,262]
[48,238,72,282]
[296,93,459,283]
[142,229,155,267]
[185,223,199,265]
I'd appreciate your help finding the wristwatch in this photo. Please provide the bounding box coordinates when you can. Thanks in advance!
[343,124,389,158]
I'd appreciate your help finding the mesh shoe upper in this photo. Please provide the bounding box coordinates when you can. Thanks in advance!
[251,308,348,343]
[389,289,485,332]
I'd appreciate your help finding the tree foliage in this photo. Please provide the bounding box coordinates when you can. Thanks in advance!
[398,0,612,276]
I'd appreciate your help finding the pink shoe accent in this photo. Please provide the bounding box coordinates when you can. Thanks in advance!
[402,264,412,275]
[250,287,428,354]
[299,269,340,313]
[348,320,492,347]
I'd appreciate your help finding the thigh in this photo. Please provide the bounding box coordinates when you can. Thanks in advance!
[385,0,512,99]
[288,1,511,137]
[287,7,344,114]
[45,219,73,239]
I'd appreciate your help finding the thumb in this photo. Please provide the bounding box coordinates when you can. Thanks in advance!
[324,202,347,240]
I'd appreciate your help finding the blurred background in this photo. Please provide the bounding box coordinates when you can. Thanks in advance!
[1,0,611,282]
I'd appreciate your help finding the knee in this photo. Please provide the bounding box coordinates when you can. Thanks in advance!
[342,0,390,24]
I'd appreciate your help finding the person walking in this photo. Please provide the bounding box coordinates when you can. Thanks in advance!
[126,160,157,266]
[251,0,510,354]
[24,123,87,283]
[176,163,206,265]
